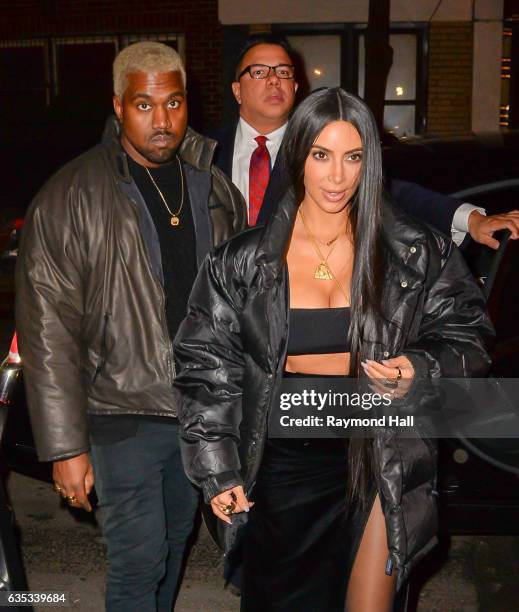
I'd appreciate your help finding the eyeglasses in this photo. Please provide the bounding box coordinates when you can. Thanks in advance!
[238,64,295,80]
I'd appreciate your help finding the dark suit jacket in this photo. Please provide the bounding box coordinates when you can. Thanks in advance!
[209,122,460,236]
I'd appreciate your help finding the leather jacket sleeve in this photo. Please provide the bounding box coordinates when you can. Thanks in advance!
[403,233,494,380]
[15,191,90,462]
[210,164,248,236]
[174,244,247,503]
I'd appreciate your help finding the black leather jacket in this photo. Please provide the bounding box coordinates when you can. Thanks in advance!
[16,118,246,462]
[174,190,493,588]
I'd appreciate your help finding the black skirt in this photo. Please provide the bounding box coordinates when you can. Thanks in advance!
[241,373,376,611]
[242,437,352,611]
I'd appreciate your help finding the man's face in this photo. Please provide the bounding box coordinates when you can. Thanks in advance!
[232,44,298,133]
[113,71,187,167]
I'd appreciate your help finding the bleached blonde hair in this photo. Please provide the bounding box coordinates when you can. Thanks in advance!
[113,42,186,97]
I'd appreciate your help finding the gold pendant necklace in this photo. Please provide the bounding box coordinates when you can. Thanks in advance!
[145,155,184,227]
[299,207,338,280]
[314,262,333,280]
[298,207,350,302]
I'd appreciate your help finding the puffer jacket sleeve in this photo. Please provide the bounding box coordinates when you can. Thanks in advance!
[15,189,89,462]
[174,243,247,503]
[403,233,494,379]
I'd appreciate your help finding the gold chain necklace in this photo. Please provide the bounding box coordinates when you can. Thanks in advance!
[298,207,350,302]
[312,229,342,247]
[298,207,342,248]
[145,156,184,227]
[299,207,339,280]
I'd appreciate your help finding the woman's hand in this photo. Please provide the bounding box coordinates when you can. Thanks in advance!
[361,355,414,400]
[210,485,253,524]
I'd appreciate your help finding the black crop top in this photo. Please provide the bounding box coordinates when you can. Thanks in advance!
[287,307,351,355]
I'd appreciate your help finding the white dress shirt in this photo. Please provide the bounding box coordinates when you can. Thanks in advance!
[230,117,482,242]
[452,202,485,246]
[231,117,286,212]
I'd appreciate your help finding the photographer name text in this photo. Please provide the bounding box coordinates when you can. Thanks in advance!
[279,415,414,428]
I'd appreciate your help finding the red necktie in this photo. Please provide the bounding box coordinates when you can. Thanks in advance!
[248,135,271,226]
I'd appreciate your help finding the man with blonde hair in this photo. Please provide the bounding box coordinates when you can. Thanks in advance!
[113,41,186,97]
[16,41,245,611]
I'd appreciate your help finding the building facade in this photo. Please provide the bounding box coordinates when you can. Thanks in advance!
[219,0,506,136]
[0,0,513,143]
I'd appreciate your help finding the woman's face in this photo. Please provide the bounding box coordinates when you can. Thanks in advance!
[303,120,363,214]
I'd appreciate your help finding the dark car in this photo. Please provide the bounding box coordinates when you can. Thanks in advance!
[1,131,519,537]
[383,131,519,534]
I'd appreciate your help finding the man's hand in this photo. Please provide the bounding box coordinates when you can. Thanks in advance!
[53,453,94,512]
[210,485,252,525]
[468,210,519,249]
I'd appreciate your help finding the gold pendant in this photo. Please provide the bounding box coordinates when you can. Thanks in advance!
[314,263,333,280]
[170,216,180,227]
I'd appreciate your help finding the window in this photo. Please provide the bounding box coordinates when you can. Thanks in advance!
[501,27,512,127]
[0,40,49,121]
[501,22,519,129]
[287,35,341,91]
[358,32,422,137]
[52,36,118,121]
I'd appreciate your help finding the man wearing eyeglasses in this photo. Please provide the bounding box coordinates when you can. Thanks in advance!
[212,37,297,226]
[211,35,519,247]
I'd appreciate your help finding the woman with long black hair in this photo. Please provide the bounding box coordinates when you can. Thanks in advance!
[173,88,492,611]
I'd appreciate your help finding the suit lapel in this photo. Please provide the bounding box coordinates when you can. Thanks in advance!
[211,123,237,179]
[213,120,290,225]
[257,153,290,225]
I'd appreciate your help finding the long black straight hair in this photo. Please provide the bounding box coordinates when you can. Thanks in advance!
[282,87,385,502]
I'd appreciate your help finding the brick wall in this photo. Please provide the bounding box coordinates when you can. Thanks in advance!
[427,22,473,135]
[0,0,223,127]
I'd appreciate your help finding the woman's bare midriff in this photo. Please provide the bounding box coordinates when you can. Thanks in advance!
[285,352,351,375]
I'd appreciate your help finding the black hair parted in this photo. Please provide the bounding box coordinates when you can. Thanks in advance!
[282,87,385,503]
[282,87,382,209]
[234,34,295,80]
[282,85,384,374]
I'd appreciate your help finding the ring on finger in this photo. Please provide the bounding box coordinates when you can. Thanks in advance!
[66,495,78,505]
[222,502,236,516]
[52,482,63,495]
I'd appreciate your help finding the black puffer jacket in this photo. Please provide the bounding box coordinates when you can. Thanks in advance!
[173,190,493,589]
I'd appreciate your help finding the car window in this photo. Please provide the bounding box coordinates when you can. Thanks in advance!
[451,182,519,216]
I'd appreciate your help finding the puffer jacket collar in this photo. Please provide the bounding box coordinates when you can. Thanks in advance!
[254,186,431,286]
[255,187,297,286]
[101,115,218,177]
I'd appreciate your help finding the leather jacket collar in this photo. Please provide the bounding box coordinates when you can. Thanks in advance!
[101,116,218,183]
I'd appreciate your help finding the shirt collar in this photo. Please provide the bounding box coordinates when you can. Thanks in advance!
[237,117,287,147]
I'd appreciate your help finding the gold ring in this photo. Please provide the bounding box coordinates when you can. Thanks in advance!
[53,482,63,494]
[222,502,236,516]
[66,495,78,504]
[396,367,402,380]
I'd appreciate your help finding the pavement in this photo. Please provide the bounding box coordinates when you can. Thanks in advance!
[5,470,519,612]
[6,472,240,612]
